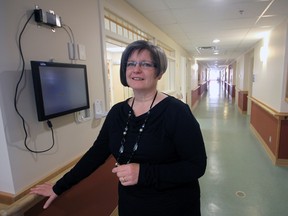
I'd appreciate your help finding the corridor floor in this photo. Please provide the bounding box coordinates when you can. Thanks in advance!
[193,81,288,216]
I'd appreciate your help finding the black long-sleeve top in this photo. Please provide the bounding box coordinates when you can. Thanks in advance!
[53,95,207,216]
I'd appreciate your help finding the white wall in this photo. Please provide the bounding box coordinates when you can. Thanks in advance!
[236,55,245,90]
[104,0,192,98]
[191,60,199,90]
[244,50,254,91]
[252,19,288,112]
[0,106,15,193]
[0,0,106,194]
[0,0,196,196]
[0,0,15,194]
[281,20,288,111]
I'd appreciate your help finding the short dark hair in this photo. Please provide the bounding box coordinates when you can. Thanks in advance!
[120,40,168,87]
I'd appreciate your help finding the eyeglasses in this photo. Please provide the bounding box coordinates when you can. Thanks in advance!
[126,61,156,69]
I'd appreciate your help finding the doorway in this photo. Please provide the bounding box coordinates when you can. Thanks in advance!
[106,42,132,107]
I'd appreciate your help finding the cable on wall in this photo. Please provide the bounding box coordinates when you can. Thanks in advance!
[62,24,75,44]
[62,23,77,62]
[15,11,55,153]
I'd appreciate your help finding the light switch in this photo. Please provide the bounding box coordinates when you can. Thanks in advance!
[78,44,86,60]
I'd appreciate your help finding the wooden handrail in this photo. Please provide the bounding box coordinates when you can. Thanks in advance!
[249,97,288,119]
[0,156,81,215]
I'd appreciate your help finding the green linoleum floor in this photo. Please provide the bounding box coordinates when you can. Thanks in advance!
[193,81,288,216]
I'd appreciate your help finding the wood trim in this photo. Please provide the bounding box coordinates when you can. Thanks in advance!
[191,100,199,111]
[191,87,200,108]
[0,191,15,205]
[0,193,45,216]
[104,15,150,40]
[1,156,118,215]
[275,118,282,159]
[238,107,247,114]
[238,91,248,113]
[236,89,248,94]
[276,159,288,166]
[0,155,82,205]
[249,97,288,119]
[250,124,277,165]
[25,156,118,216]
[110,207,118,216]
[192,86,200,91]
[198,81,207,85]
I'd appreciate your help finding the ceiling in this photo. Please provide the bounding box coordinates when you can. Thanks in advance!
[123,0,288,69]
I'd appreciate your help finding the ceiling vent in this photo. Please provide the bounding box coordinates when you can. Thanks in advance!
[197,46,216,50]
[196,46,217,55]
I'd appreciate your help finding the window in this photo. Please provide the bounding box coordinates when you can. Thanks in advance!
[104,9,152,41]
[104,10,176,102]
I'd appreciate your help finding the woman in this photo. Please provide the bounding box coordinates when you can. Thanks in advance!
[30,40,207,216]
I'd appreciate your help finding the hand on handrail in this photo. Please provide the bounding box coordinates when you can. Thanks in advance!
[30,182,58,209]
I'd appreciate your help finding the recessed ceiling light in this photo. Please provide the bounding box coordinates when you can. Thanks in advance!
[213,39,220,43]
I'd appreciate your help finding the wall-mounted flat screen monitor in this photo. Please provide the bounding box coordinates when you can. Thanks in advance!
[31,61,90,121]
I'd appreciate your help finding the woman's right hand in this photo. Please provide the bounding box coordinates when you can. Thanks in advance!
[30,182,58,209]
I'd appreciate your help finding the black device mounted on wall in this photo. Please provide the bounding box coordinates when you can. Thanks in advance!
[30,61,90,121]
[34,8,62,27]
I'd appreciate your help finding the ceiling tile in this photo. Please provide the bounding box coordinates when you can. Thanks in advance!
[123,0,288,68]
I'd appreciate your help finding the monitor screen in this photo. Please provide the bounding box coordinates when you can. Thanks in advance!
[31,61,90,121]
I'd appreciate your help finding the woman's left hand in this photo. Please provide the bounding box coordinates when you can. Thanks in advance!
[112,163,139,186]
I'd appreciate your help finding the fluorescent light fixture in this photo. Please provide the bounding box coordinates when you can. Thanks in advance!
[213,39,220,43]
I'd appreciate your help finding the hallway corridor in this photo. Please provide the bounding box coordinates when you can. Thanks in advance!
[193,81,288,216]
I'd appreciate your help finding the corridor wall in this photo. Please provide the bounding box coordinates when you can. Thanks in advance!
[250,18,288,166]
[0,0,197,214]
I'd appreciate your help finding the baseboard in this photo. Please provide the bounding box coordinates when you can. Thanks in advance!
[276,159,288,167]
[237,107,247,114]
[250,124,277,164]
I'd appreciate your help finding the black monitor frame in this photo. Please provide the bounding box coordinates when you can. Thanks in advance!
[31,61,90,121]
